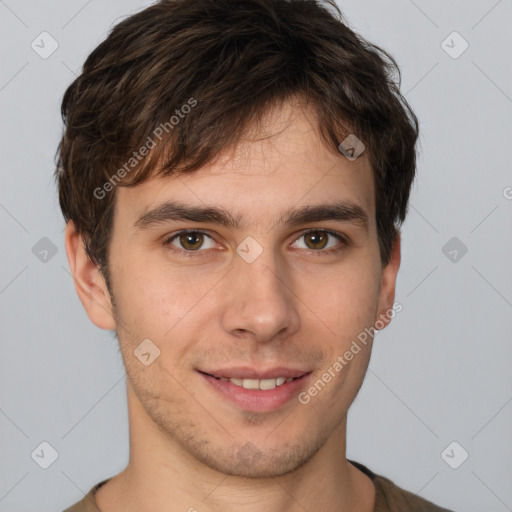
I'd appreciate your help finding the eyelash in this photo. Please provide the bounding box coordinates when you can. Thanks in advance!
[162,229,350,258]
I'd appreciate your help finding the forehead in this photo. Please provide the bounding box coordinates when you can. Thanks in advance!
[115,100,375,228]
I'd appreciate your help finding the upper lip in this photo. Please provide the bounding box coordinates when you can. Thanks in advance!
[199,367,311,380]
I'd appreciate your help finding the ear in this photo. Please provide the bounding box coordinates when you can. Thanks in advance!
[64,220,116,330]
[374,232,401,330]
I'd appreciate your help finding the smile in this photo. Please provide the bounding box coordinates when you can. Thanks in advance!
[203,373,300,390]
[198,371,312,412]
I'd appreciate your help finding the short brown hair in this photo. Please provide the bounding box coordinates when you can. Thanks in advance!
[55,0,419,279]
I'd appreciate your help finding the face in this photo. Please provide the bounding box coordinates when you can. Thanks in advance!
[75,100,399,479]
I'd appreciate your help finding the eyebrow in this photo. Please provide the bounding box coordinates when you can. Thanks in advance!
[133,200,369,232]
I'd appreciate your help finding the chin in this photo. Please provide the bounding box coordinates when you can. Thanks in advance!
[191,438,322,479]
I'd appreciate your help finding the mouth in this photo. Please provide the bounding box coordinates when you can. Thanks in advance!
[197,370,312,412]
[199,372,305,390]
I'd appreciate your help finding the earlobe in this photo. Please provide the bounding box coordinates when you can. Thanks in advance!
[64,221,116,330]
[375,232,401,331]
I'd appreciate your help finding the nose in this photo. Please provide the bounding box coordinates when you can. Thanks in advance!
[220,249,301,343]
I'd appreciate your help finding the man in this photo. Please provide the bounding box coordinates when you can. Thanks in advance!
[57,0,454,510]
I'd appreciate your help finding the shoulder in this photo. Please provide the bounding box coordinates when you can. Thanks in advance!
[62,480,108,512]
[348,460,454,512]
[373,473,454,512]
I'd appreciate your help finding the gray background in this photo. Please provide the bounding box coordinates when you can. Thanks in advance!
[1,0,511,511]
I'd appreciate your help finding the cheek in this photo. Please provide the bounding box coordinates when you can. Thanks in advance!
[113,255,211,325]
[111,258,223,373]
[299,260,381,338]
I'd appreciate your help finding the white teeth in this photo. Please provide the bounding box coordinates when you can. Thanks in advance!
[226,376,294,389]
[242,379,260,390]
[259,378,277,390]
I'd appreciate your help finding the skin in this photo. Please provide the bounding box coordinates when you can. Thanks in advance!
[65,98,400,512]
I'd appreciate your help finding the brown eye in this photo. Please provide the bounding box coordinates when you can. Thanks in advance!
[303,231,329,250]
[179,232,204,250]
[293,230,348,255]
[164,230,216,254]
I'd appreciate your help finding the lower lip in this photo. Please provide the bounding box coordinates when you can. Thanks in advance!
[199,372,311,413]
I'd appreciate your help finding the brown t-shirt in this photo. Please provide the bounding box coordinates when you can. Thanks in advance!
[63,460,454,512]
